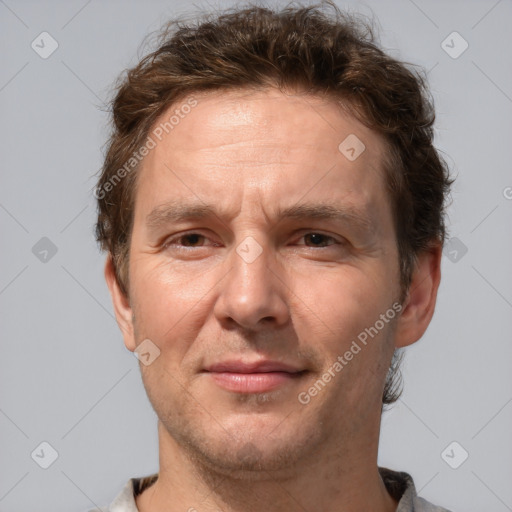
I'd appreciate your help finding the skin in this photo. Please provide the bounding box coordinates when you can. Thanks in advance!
[105,88,442,512]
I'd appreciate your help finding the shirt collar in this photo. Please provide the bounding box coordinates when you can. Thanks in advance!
[106,467,445,512]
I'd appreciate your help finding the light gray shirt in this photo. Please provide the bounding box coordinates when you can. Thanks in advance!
[88,468,452,512]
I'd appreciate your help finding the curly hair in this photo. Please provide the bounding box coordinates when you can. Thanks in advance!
[95,1,452,405]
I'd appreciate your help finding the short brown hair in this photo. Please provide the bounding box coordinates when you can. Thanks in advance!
[95,1,452,405]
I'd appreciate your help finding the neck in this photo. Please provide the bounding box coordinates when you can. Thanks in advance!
[136,422,397,512]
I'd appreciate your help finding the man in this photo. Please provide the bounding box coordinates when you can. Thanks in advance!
[93,1,452,510]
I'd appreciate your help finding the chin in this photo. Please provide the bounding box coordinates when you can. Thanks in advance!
[168,412,324,478]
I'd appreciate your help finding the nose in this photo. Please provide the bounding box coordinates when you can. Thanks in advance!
[213,237,290,331]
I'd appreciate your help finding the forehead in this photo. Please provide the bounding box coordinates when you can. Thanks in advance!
[134,88,390,225]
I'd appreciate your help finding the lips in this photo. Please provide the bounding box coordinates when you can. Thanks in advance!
[204,360,303,374]
[203,360,306,393]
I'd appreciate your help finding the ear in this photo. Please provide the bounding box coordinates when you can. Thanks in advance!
[394,243,442,348]
[104,255,136,352]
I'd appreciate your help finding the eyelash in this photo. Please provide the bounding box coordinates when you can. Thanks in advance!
[162,231,341,251]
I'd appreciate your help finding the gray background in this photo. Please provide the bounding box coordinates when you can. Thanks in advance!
[1,0,511,511]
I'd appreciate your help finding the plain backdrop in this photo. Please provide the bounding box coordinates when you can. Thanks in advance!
[1,0,511,511]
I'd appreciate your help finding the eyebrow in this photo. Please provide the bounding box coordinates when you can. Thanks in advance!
[145,200,374,232]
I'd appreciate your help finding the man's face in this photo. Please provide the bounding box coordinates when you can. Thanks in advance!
[119,89,403,471]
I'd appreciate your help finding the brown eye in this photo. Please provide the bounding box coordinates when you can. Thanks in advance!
[163,232,216,250]
[302,233,337,247]
[179,233,206,247]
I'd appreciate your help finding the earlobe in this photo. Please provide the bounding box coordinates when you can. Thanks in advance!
[104,255,137,352]
[394,244,442,348]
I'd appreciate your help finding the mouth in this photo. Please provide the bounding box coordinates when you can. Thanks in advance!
[202,360,308,393]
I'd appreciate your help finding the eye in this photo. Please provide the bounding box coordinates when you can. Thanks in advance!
[297,232,340,248]
[163,232,218,250]
[161,231,342,253]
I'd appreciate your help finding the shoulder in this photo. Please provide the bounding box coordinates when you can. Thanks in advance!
[85,473,158,512]
[379,467,452,512]
[412,495,453,512]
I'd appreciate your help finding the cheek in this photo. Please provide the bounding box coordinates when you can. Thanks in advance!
[129,257,220,358]
[291,265,398,397]
[292,266,394,341]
